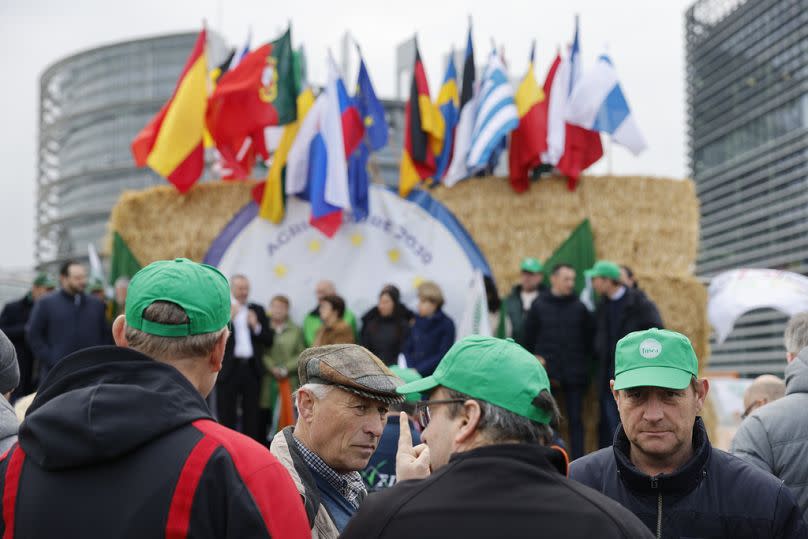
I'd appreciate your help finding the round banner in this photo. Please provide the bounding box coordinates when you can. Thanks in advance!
[204,186,491,328]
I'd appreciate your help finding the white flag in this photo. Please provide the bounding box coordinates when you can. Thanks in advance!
[457,269,492,338]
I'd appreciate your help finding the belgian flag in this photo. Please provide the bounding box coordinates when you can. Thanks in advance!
[399,42,442,197]
[508,42,547,193]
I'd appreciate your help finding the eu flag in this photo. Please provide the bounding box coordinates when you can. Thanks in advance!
[355,59,388,151]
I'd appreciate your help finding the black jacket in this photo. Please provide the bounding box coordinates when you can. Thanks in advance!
[341,443,654,539]
[593,286,663,383]
[26,290,110,375]
[503,284,545,345]
[570,418,808,539]
[360,309,410,365]
[221,302,273,382]
[0,294,34,391]
[0,345,309,538]
[522,291,594,385]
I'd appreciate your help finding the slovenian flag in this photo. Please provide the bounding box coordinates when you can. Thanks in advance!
[566,54,646,155]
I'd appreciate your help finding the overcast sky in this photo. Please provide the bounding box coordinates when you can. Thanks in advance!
[0,0,695,269]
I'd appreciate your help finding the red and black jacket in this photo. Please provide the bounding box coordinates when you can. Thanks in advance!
[0,346,310,538]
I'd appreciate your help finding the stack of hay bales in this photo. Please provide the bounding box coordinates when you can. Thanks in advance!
[431,175,712,451]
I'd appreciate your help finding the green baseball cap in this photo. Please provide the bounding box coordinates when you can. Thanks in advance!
[520,257,543,273]
[388,366,423,403]
[32,273,56,288]
[585,260,621,281]
[397,335,553,424]
[88,278,105,293]
[125,258,230,337]
[613,328,699,390]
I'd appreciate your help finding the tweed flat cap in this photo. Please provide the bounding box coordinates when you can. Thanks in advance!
[298,344,405,405]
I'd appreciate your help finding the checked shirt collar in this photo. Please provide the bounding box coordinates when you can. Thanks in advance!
[293,434,366,509]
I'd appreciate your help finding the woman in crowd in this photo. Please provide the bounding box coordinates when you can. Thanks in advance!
[402,281,455,377]
[360,285,412,365]
[313,294,355,346]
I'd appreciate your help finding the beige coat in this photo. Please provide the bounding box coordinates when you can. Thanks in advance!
[270,427,340,539]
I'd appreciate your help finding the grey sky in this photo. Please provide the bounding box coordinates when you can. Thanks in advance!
[0,0,694,269]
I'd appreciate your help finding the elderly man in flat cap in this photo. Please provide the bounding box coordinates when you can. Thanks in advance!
[271,344,404,538]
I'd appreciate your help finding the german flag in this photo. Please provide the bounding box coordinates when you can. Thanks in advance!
[131,29,208,193]
[399,43,441,197]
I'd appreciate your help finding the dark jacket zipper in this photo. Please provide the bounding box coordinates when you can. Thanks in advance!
[650,477,662,539]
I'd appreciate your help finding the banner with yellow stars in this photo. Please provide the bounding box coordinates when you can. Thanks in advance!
[204,185,491,328]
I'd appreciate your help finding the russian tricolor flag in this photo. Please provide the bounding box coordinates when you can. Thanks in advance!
[566,54,646,155]
[284,57,364,237]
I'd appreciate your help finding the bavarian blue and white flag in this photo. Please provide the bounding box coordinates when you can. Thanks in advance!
[466,52,519,171]
[566,54,646,155]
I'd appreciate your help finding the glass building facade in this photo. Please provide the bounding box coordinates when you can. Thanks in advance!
[36,32,227,271]
[686,0,808,375]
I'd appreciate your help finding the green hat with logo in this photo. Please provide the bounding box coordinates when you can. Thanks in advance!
[32,273,56,288]
[585,260,621,281]
[396,335,553,424]
[613,328,699,390]
[388,366,423,403]
[125,258,230,337]
[88,278,105,293]
[520,257,543,274]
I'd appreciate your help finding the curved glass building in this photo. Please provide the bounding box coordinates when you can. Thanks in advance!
[36,32,226,270]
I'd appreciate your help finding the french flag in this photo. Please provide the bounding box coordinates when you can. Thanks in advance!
[285,57,364,237]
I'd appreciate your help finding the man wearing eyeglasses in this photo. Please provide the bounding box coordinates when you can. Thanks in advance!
[732,312,808,523]
[341,335,654,538]
[571,328,807,539]
[270,344,404,538]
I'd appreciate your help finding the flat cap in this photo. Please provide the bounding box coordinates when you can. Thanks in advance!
[298,344,405,405]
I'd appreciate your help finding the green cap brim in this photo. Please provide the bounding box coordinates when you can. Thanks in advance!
[613,366,693,391]
[396,374,439,395]
[584,269,594,279]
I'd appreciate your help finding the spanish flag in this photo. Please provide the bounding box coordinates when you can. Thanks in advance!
[259,87,316,223]
[508,42,547,193]
[131,29,208,193]
[399,43,442,197]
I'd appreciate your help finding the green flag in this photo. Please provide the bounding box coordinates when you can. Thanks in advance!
[109,231,142,286]
[543,219,596,295]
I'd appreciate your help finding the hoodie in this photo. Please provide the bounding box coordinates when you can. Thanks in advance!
[0,345,310,538]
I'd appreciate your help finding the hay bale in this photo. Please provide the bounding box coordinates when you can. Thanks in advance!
[430,175,699,294]
[106,181,255,264]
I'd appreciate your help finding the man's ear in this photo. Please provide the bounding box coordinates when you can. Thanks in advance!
[610,379,620,404]
[694,378,709,413]
[112,315,128,347]
[454,400,482,446]
[296,389,316,422]
[208,330,228,373]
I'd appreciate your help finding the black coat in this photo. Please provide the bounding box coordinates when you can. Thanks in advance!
[570,418,808,539]
[360,310,410,366]
[593,287,663,383]
[26,290,110,377]
[1,345,306,537]
[522,291,594,385]
[341,443,653,539]
[220,302,272,383]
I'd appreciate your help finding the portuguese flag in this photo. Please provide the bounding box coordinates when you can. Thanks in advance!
[206,28,296,171]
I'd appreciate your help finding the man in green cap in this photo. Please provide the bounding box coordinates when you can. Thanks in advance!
[2,258,310,537]
[0,273,55,399]
[586,259,662,447]
[503,256,546,345]
[570,328,807,539]
[341,335,654,538]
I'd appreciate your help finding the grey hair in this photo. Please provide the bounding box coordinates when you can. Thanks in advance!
[230,274,249,285]
[113,276,130,288]
[445,388,561,445]
[124,301,227,360]
[784,312,808,354]
[295,383,335,407]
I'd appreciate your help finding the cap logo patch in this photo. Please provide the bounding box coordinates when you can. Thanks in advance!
[639,339,662,359]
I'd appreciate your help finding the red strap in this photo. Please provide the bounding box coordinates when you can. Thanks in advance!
[165,436,220,539]
[2,446,25,539]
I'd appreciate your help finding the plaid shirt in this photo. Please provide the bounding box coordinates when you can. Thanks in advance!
[293,435,366,509]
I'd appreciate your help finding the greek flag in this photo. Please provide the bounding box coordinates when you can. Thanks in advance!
[466,52,519,170]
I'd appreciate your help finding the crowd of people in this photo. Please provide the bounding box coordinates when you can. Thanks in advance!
[0,257,806,537]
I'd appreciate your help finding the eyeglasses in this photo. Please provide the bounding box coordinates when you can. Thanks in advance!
[741,399,766,420]
[414,399,467,429]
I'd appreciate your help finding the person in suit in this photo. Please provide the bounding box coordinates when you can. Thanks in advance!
[216,274,273,443]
